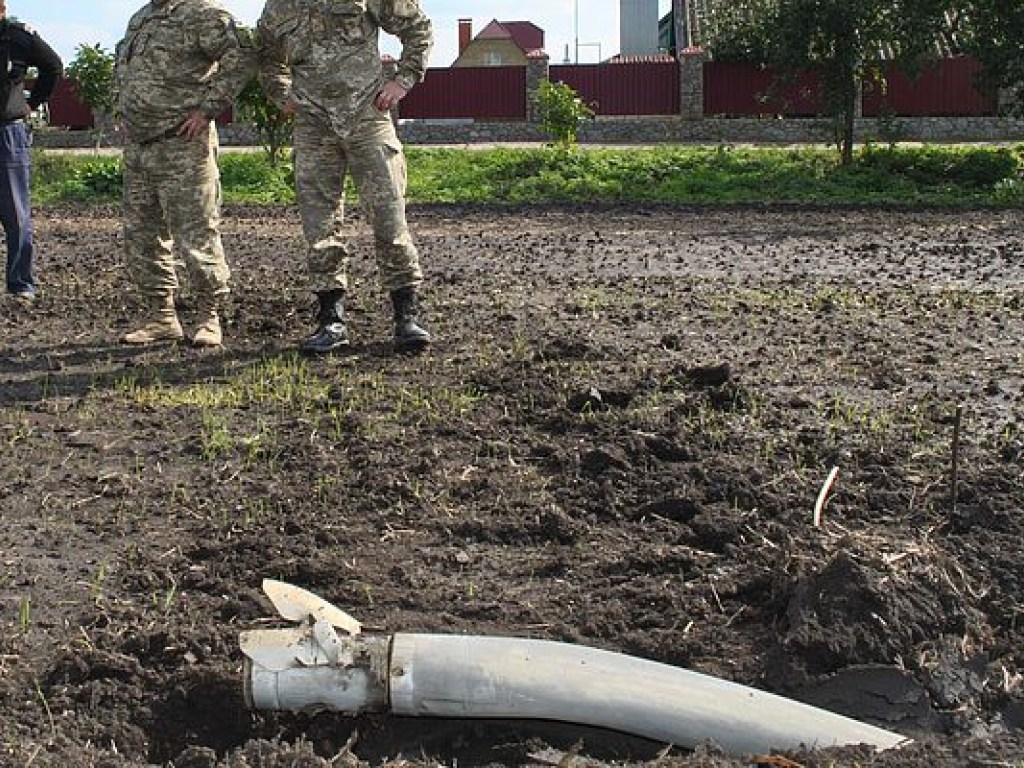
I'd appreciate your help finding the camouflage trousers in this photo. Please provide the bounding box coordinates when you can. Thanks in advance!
[293,104,422,294]
[122,126,230,305]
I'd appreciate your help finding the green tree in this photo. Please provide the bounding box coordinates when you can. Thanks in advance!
[536,80,594,150]
[958,2,1024,114]
[699,0,776,62]
[65,44,115,146]
[716,0,950,164]
[235,78,293,166]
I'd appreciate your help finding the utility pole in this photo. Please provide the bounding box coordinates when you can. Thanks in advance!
[673,0,688,53]
[572,0,601,64]
[574,0,580,63]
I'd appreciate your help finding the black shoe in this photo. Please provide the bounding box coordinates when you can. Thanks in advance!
[300,289,350,354]
[301,322,350,353]
[391,286,431,351]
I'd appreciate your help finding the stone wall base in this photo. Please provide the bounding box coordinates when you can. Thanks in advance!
[34,115,1024,150]
[396,116,1024,145]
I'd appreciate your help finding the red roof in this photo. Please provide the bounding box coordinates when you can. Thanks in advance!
[476,19,544,54]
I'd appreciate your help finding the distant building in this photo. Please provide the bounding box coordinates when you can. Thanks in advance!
[660,0,772,56]
[659,10,679,55]
[452,19,546,67]
[620,0,660,56]
[659,0,693,57]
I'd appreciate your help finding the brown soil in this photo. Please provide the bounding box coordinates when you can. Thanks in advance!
[1,202,1023,768]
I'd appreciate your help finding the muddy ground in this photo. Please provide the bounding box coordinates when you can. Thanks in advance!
[1,202,1023,768]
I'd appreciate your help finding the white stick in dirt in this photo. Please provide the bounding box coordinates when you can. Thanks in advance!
[813,466,840,527]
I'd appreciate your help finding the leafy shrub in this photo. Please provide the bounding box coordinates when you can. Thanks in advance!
[536,80,594,149]
[992,177,1024,204]
[77,160,122,197]
[235,78,293,166]
[65,45,115,124]
[32,148,79,185]
[857,145,1018,188]
[220,152,295,203]
[47,157,124,201]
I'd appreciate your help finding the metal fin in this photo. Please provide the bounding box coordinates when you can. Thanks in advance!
[262,579,362,636]
[313,618,354,666]
[239,627,313,672]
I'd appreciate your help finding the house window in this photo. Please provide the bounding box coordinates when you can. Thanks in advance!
[483,52,504,66]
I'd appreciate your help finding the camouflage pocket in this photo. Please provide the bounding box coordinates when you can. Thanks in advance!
[328,2,370,44]
[136,25,187,61]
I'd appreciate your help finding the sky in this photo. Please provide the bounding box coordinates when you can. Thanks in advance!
[22,0,673,70]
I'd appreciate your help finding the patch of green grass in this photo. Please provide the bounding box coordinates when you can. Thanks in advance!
[219,152,296,203]
[33,143,1024,206]
[34,152,122,202]
[113,353,485,464]
[406,144,1024,206]
[116,354,328,410]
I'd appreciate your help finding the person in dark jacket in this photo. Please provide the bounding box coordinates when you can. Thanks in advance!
[0,0,62,302]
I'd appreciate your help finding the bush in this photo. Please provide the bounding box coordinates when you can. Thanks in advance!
[857,145,1018,188]
[536,80,594,149]
[36,156,123,202]
[74,159,123,198]
[219,152,295,203]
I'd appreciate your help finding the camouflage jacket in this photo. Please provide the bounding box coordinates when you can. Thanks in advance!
[257,0,433,133]
[114,0,255,143]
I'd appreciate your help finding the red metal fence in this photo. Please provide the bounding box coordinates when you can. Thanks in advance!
[705,57,996,118]
[550,62,680,116]
[705,62,824,117]
[44,78,94,129]
[862,57,996,116]
[35,78,232,129]
[41,56,999,128]
[399,66,527,120]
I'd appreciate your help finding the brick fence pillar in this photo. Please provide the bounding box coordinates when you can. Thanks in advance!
[998,87,1018,116]
[526,53,550,123]
[679,46,706,120]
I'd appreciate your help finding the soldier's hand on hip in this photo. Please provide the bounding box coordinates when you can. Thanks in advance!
[180,110,212,141]
[375,81,408,112]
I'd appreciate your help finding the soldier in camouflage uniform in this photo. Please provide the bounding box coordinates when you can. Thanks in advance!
[257,0,433,353]
[114,0,255,346]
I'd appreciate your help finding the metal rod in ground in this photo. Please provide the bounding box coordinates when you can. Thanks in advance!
[951,403,964,511]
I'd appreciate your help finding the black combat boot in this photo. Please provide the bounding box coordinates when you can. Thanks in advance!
[391,286,431,350]
[301,289,350,354]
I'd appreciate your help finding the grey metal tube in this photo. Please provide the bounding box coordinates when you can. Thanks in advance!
[388,634,908,755]
[243,632,392,713]
[245,660,389,713]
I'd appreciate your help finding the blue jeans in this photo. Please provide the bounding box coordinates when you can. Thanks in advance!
[0,121,34,295]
